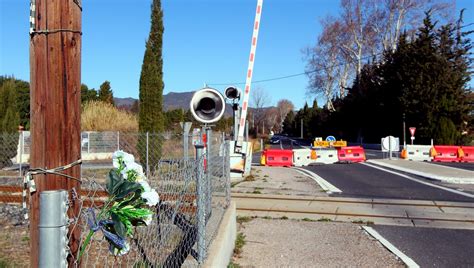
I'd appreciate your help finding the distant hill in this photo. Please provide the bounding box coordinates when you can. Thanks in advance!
[114,91,235,117]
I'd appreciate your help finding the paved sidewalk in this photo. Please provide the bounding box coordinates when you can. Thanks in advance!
[367,159,474,184]
[232,166,328,197]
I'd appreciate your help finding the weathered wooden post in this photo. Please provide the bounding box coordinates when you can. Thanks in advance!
[29,0,82,266]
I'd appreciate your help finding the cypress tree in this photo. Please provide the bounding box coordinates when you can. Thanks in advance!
[98,81,114,105]
[138,0,165,168]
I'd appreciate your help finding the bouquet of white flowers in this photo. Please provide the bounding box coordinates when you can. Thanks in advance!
[78,151,159,259]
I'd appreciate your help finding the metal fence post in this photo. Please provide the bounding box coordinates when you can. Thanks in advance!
[224,140,231,207]
[19,130,24,176]
[205,127,212,220]
[117,131,120,151]
[146,132,149,176]
[39,190,68,268]
[180,122,192,160]
[222,132,225,178]
[87,132,90,154]
[195,144,206,263]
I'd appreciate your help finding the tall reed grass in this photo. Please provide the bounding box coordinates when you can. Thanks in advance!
[81,101,138,131]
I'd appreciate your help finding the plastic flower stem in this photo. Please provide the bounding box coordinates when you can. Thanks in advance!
[77,195,116,261]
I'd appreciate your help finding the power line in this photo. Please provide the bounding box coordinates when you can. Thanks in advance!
[208,53,380,86]
[208,22,473,87]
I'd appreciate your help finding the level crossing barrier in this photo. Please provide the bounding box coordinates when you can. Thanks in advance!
[293,149,312,167]
[431,145,462,162]
[402,145,433,161]
[337,146,366,163]
[460,146,474,163]
[311,148,338,164]
[263,149,293,167]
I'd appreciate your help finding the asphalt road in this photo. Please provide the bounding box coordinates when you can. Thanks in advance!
[303,163,474,202]
[373,225,474,267]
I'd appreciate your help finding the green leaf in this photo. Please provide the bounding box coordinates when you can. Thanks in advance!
[118,190,143,208]
[111,213,126,239]
[115,181,143,200]
[106,169,122,194]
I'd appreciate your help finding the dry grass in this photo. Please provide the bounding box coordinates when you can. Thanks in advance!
[81,101,138,131]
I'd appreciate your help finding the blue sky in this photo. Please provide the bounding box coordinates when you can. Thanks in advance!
[1,0,473,109]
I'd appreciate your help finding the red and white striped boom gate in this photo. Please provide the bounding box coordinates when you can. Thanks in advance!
[235,0,263,152]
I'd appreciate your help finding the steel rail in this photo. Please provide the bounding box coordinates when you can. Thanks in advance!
[232,194,474,209]
[236,207,474,223]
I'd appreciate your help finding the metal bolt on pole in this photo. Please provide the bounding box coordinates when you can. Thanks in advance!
[195,144,206,263]
[39,190,69,268]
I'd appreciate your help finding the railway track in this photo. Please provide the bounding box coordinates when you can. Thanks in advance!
[0,185,197,213]
[233,194,474,227]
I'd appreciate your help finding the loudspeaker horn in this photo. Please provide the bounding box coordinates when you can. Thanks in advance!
[225,86,241,100]
[189,87,226,124]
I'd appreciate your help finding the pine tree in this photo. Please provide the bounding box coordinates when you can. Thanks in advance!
[138,0,165,168]
[81,83,98,104]
[98,81,114,105]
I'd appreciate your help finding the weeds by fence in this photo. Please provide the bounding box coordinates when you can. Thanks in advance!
[0,130,231,267]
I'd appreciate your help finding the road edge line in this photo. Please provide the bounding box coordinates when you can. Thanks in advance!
[362,162,474,199]
[366,160,474,184]
[362,226,420,268]
[293,167,342,193]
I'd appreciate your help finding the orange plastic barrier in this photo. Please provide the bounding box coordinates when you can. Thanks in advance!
[460,146,474,163]
[432,145,461,162]
[264,149,293,167]
[337,146,366,163]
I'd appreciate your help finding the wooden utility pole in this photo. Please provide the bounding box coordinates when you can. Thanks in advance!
[29,0,82,266]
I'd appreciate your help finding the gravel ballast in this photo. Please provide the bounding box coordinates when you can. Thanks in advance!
[233,218,404,267]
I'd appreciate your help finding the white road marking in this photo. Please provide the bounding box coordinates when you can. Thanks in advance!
[366,153,377,156]
[293,167,342,194]
[362,226,420,268]
[362,162,474,199]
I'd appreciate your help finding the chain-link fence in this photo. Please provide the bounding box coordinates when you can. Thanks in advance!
[0,130,231,267]
[0,130,209,178]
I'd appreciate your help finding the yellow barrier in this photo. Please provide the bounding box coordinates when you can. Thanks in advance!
[313,140,347,148]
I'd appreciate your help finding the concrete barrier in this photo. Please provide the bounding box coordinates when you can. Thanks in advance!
[311,148,338,164]
[203,201,236,268]
[293,149,312,167]
[405,145,432,161]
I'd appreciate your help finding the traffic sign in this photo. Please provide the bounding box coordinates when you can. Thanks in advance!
[409,127,416,137]
[326,136,336,142]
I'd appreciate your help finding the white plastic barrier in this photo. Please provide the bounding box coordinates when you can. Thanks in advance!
[405,145,432,161]
[311,148,338,164]
[293,149,312,167]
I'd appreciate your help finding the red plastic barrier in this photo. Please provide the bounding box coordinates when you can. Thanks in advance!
[432,146,461,162]
[460,146,474,163]
[264,149,293,167]
[337,146,366,163]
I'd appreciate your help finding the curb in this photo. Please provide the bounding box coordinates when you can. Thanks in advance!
[366,160,474,184]
[203,201,236,268]
[293,167,342,193]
